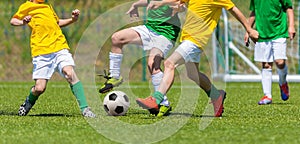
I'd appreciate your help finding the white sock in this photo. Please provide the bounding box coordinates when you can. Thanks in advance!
[109,52,123,79]
[277,64,288,85]
[151,71,163,91]
[262,69,272,98]
[151,72,170,106]
[160,95,170,106]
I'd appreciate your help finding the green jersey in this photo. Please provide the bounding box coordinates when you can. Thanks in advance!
[145,1,181,43]
[250,0,293,42]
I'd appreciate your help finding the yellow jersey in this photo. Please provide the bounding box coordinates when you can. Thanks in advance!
[180,0,234,49]
[13,1,69,57]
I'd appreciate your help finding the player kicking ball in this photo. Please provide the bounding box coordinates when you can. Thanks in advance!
[10,0,95,117]
[136,0,259,117]
[98,0,184,117]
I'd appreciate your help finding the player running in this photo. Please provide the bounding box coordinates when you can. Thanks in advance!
[11,0,95,117]
[98,0,184,117]
[244,0,295,105]
[136,0,259,117]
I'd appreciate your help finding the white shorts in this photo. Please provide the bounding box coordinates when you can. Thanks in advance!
[131,25,173,57]
[32,49,75,80]
[175,40,202,63]
[254,38,287,62]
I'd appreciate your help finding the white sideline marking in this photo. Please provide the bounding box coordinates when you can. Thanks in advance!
[0,84,261,88]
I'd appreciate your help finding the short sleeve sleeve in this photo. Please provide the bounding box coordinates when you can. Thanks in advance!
[213,0,235,10]
[281,0,293,10]
[12,4,29,19]
[222,0,235,10]
[249,0,255,11]
[181,0,189,3]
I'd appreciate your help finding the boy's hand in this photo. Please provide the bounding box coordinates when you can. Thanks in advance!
[126,6,139,21]
[23,15,32,24]
[147,1,164,10]
[244,33,250,47]
[288,26,296,40]
[244,29,259,46]
[72,9,80,22]
[170,2,186,16]
[248,29,259,44]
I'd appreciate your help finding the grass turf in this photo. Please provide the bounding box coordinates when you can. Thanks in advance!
[0,81,300,144]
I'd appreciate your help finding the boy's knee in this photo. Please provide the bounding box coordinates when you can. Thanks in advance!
[63,67,78,83]
[33,85,46,95]
[187,72,199,82]
[164,60,175,71]
[262,62,272,69]
[275,60,286,69]
[148,55,163,74]
[111,32,124,45]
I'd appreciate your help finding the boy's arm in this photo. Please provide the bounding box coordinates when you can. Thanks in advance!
[244,11,255,46]
[286,8,295,40]
[132,0,148,8]
[248,11,255,28]
[58,9,80,27]
[10,16,32,26]
[229,6,259,43]
[126,0,148,18]
[147,0,180,10]
[170,1,187,15]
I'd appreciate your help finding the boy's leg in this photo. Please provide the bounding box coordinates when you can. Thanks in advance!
[136,52,185,112]
[62,64,95,118]
[70,81,95,118]
[99,28,142,93]
[273,38,289,101]
[276,62,289,100]
[255,41,274,104]
[185,62,226,117]
[259,67,273,105]
[148,49,171,116]
[19,79,47,116]
[148,49,170,103]
[19,54,54,116]
[276,61,287,85]
[70,81,88,111]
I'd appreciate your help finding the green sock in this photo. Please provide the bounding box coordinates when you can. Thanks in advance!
[152,91,164,105]
[205,85,220,100]
[70,81,88,112]
[28,90,38,105]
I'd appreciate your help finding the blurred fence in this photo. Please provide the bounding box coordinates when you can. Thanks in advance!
[1,0,299,81]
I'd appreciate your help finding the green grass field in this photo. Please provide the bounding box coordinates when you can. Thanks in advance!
[0,81,300,144]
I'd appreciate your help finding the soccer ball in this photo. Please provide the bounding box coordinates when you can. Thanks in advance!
[103,91,130,116]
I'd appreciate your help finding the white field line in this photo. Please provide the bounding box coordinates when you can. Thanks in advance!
[0,84,261,89]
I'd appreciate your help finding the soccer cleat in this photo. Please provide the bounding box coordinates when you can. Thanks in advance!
[258,96,272,105]
[18,97,34,116]
[279,82,289,101]
[82,107,96,118]
[157,105,172,117]
[148,108,159,116]
[98,71,123,93]
[211,90,226,117]
[136,96,159,111]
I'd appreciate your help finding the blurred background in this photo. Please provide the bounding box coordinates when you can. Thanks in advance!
[0,0,299,82]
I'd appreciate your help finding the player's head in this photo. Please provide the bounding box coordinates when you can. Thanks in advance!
[29,0,46,3]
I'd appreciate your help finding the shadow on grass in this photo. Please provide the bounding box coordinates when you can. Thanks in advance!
[30,113,74,117]
[0,110,75,117]
[137,112,221,119]
[170,112,218,118]
[270,102,291,105]
[0,110,18,116]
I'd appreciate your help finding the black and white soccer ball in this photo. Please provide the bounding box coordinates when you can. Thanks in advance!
[103,91,130,116]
